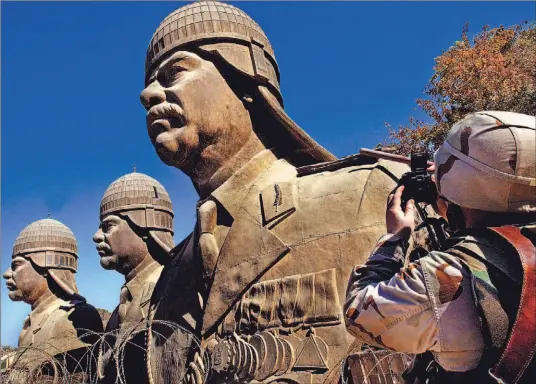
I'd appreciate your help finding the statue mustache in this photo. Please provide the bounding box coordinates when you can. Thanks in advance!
[147,102,185,127]
[96,243,112,255]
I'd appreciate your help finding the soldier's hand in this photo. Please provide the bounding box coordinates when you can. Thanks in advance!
[386,185,415,239]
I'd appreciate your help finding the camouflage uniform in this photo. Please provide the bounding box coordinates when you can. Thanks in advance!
[345,111,536,381]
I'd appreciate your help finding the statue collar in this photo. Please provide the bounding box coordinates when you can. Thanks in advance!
[124,257,162,300]
[209,149,278,219]
[28,295,63,327]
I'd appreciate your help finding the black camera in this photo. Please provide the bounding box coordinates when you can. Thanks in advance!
[399,153,438,209]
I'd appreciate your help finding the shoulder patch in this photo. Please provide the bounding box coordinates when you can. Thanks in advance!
[296,153,378,177]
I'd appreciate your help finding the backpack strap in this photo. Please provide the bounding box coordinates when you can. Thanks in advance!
[488,226,536,383]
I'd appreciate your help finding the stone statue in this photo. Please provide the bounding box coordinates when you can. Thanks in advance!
[138,2,428,383]
[2,218,103,380]
[93,171,175,384]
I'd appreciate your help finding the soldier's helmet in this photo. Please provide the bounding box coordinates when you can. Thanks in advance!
[434,111,536,213]
[100,171,175,254]
[145,0,336,165]
[12,218,80,297]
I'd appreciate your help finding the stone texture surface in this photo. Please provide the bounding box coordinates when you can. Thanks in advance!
[3,218,103,377]
[137,2,435,383]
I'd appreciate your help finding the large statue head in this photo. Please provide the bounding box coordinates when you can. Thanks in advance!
[93,171,174,274]
[140,1,336,191]
[3,218,80,304]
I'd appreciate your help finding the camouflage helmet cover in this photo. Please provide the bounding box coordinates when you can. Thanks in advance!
[100,171,175,253]
[434,111,536,213]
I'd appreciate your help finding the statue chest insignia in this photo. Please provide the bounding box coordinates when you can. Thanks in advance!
[260,181,296,225]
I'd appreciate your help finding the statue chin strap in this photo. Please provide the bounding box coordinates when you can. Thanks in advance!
[257,85,337,165]
[149,230,173,254]
[48,268,84,301]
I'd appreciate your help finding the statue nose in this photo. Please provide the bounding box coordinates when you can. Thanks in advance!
[140,82,166,110]
[93,228,104,244]
[2,268,12,280]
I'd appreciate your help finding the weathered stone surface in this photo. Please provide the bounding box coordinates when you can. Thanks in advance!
[2,218,103,378]
[135,2,432,383]
[93,171,175,384]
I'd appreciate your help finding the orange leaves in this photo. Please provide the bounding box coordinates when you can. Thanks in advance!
[385,21,535,156]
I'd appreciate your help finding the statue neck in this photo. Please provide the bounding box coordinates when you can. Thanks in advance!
[30,289,54,311]
[125,253,155,283]
[196,132,266,199]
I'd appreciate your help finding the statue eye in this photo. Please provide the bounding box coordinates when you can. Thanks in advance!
[157,65,185,86]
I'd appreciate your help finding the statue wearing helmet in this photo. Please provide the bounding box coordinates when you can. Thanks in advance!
[2,218,103,380]
[138,1,440,383]
[139,2,438,383]
[93,171,175,384]
[345,111,536,384]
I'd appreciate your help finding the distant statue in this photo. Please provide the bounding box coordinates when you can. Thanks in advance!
[93,171,175,384]
[2,218,103,381]
[138,1,433,383]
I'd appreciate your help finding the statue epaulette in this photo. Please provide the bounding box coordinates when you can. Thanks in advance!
[59,296,87,311]
[296,153,379,177]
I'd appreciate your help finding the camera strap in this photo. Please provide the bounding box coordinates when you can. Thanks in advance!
[487,226,536,384]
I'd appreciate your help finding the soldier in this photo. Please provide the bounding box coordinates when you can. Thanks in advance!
[345,111,536,383]
[139,2,431,383]
[1,218,103,380]
[93,171,175,383]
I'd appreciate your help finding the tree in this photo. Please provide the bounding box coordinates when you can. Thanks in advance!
[385,21,536,156]
[96,308,112,328]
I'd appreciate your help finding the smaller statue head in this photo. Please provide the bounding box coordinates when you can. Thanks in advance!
[3,218,80,305]
[93,171,174,275]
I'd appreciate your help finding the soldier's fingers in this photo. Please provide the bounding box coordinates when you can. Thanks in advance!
[405,199,416,217]
[427,162,436,173]
[389,185,404,210]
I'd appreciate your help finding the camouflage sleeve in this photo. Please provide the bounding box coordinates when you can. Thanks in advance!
[344,233,437,353]
[344,234,485,371]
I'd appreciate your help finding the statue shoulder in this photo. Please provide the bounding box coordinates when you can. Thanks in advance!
[296,153,409,182]
[59,298,105,333]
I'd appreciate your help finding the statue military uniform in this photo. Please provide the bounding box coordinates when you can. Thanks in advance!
[95,171,175,384]
[3,218,103,377]
[139,2,435,383]
[150,150,416,384]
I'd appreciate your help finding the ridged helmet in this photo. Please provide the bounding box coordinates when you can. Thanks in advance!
[12,218,78,272]
[144,0,337,165]
[434,111,536,213]
[100,171,175,253]
[145,0,281,102]
[12,218,81,297]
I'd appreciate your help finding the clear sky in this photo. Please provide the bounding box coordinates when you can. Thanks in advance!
[1,1,534,347]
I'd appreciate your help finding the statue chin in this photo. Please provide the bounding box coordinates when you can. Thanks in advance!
[8,291,23,302]
[100,255,119,271]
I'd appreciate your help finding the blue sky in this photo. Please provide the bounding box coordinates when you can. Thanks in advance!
[2,1,534,347]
